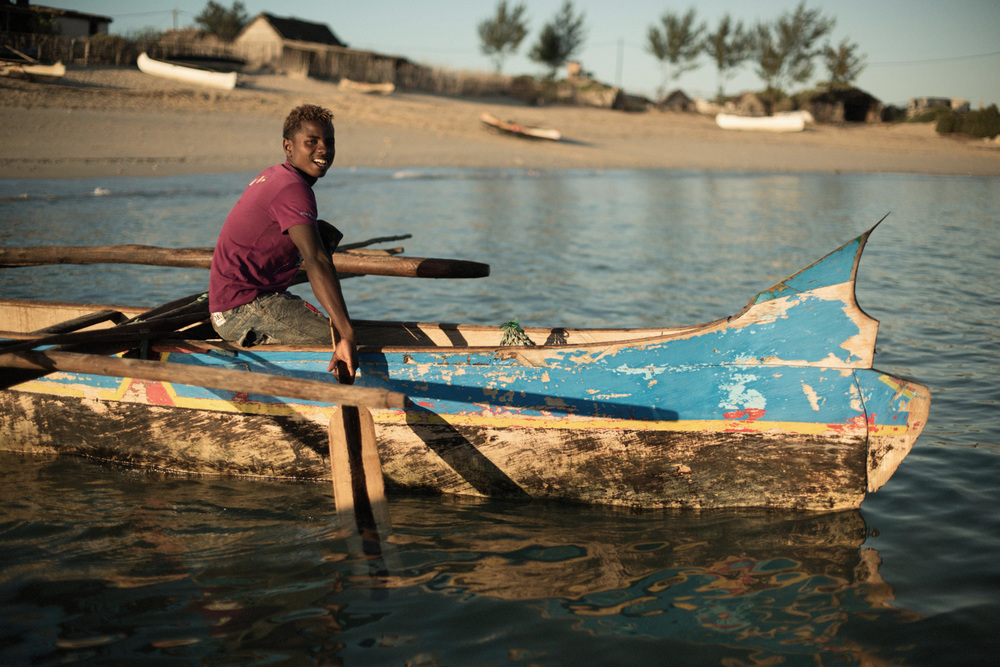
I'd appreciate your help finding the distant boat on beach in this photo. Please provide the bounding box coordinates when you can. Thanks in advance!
[715,111,812,133]
[0,59,64,82]
[338,78,395,95]
[136,52,238,91]
[0,43,64,83]
[480,112,561,141]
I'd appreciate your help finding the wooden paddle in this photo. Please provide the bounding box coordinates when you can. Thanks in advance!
[0,244,490,279]
[328,343,390,554]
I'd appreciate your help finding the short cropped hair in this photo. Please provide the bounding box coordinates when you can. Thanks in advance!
[283,104,335,140]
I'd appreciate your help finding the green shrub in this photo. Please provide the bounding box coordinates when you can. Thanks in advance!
[908,107,950,123]
[962,104,1000,138]
[89,33,129,49]
[936,104,1000,139]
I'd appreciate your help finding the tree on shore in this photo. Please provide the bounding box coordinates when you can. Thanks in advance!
[704,13,752,100]
[753,1,834,101]
[822,38,866,90]
[646,8,706,100]
[195,1,248,42]
[529,0,586,79]
[478,1,529,73]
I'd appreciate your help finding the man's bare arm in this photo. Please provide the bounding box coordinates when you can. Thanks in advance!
[288,223,356,377]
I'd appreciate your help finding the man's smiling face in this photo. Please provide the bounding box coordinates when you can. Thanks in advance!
[283,119,335,182]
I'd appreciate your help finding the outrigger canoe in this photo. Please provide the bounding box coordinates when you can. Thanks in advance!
[481,113,561,141]
[137,52,238,91]
[0,225,929,510]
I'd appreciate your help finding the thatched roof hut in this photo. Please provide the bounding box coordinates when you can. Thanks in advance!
[807,88,883,123]
[728,92,767,116]
[660,89,694,112]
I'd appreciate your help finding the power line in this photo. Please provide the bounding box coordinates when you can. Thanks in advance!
[111,10,195,18]
[868,50,1000,66]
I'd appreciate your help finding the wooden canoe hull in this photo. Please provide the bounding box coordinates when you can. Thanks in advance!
[0,355,926,510]
[0,226,930,509]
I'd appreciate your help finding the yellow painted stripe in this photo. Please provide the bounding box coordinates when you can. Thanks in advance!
[879,374,918,398]
[379,410,909,436]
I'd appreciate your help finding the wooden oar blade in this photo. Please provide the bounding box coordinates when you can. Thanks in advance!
[356,405,390,529]
[329,404,391,551]
[329,409,357,519]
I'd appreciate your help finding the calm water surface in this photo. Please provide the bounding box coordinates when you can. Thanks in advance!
[1,169,998,665]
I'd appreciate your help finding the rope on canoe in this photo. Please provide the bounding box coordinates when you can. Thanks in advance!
[499,319,535,347]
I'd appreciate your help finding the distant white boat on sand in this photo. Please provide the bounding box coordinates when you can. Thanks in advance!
[338,78,395,95]
[715,111,812,133]
[137,52,238,91]
[0,59,65,82]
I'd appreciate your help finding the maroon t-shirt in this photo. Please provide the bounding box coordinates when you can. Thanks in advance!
[209,163,318,313]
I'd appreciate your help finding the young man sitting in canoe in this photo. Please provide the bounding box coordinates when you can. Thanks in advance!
[208,104,356,380]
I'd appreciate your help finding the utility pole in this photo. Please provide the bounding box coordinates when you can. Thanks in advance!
[615,37,624,89]
[173,8,178,30]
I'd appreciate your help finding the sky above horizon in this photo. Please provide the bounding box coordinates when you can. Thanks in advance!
[45,0,1000,107]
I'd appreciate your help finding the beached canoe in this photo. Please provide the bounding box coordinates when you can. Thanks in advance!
[481,112,561,141]
[715,112,807,132]
[137,52,238,91]
[0,59,65,82]
[0,225,929,510]
[338,78,395,95]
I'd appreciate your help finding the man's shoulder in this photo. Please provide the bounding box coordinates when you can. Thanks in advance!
[248,163,305,189]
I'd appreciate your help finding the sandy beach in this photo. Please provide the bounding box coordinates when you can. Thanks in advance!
[1,65,998,179]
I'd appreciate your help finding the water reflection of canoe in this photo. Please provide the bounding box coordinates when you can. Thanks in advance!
[481,112,561,140]
[0,224,929,510]
[0,456,908,660]
[387,499,878,603]
[136,52,238,91]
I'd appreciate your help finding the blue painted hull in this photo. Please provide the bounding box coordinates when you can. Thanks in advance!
[1,225,929,509]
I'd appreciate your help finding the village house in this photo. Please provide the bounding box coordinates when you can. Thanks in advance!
[1,0,111,39]
[807,87,883,123]
[233,12,407,84]
[726,91,768,116]
[660,89,694,112]
[908,96,970,117]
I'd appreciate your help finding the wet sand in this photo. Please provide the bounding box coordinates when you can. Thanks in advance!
[1,65,998,179]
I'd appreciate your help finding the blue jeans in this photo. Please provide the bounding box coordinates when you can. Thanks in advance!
[210,292,332,347]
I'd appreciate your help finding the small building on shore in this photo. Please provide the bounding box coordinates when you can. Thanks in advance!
[908,96,970,117]
[233,12,345,76]
[727,92,768,116]
[806,87,883,123]
[233,12,412,84]
[660,89,694,112]
[1,1,111,39]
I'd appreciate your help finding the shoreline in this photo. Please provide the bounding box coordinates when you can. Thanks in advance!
[2,66,998,180]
